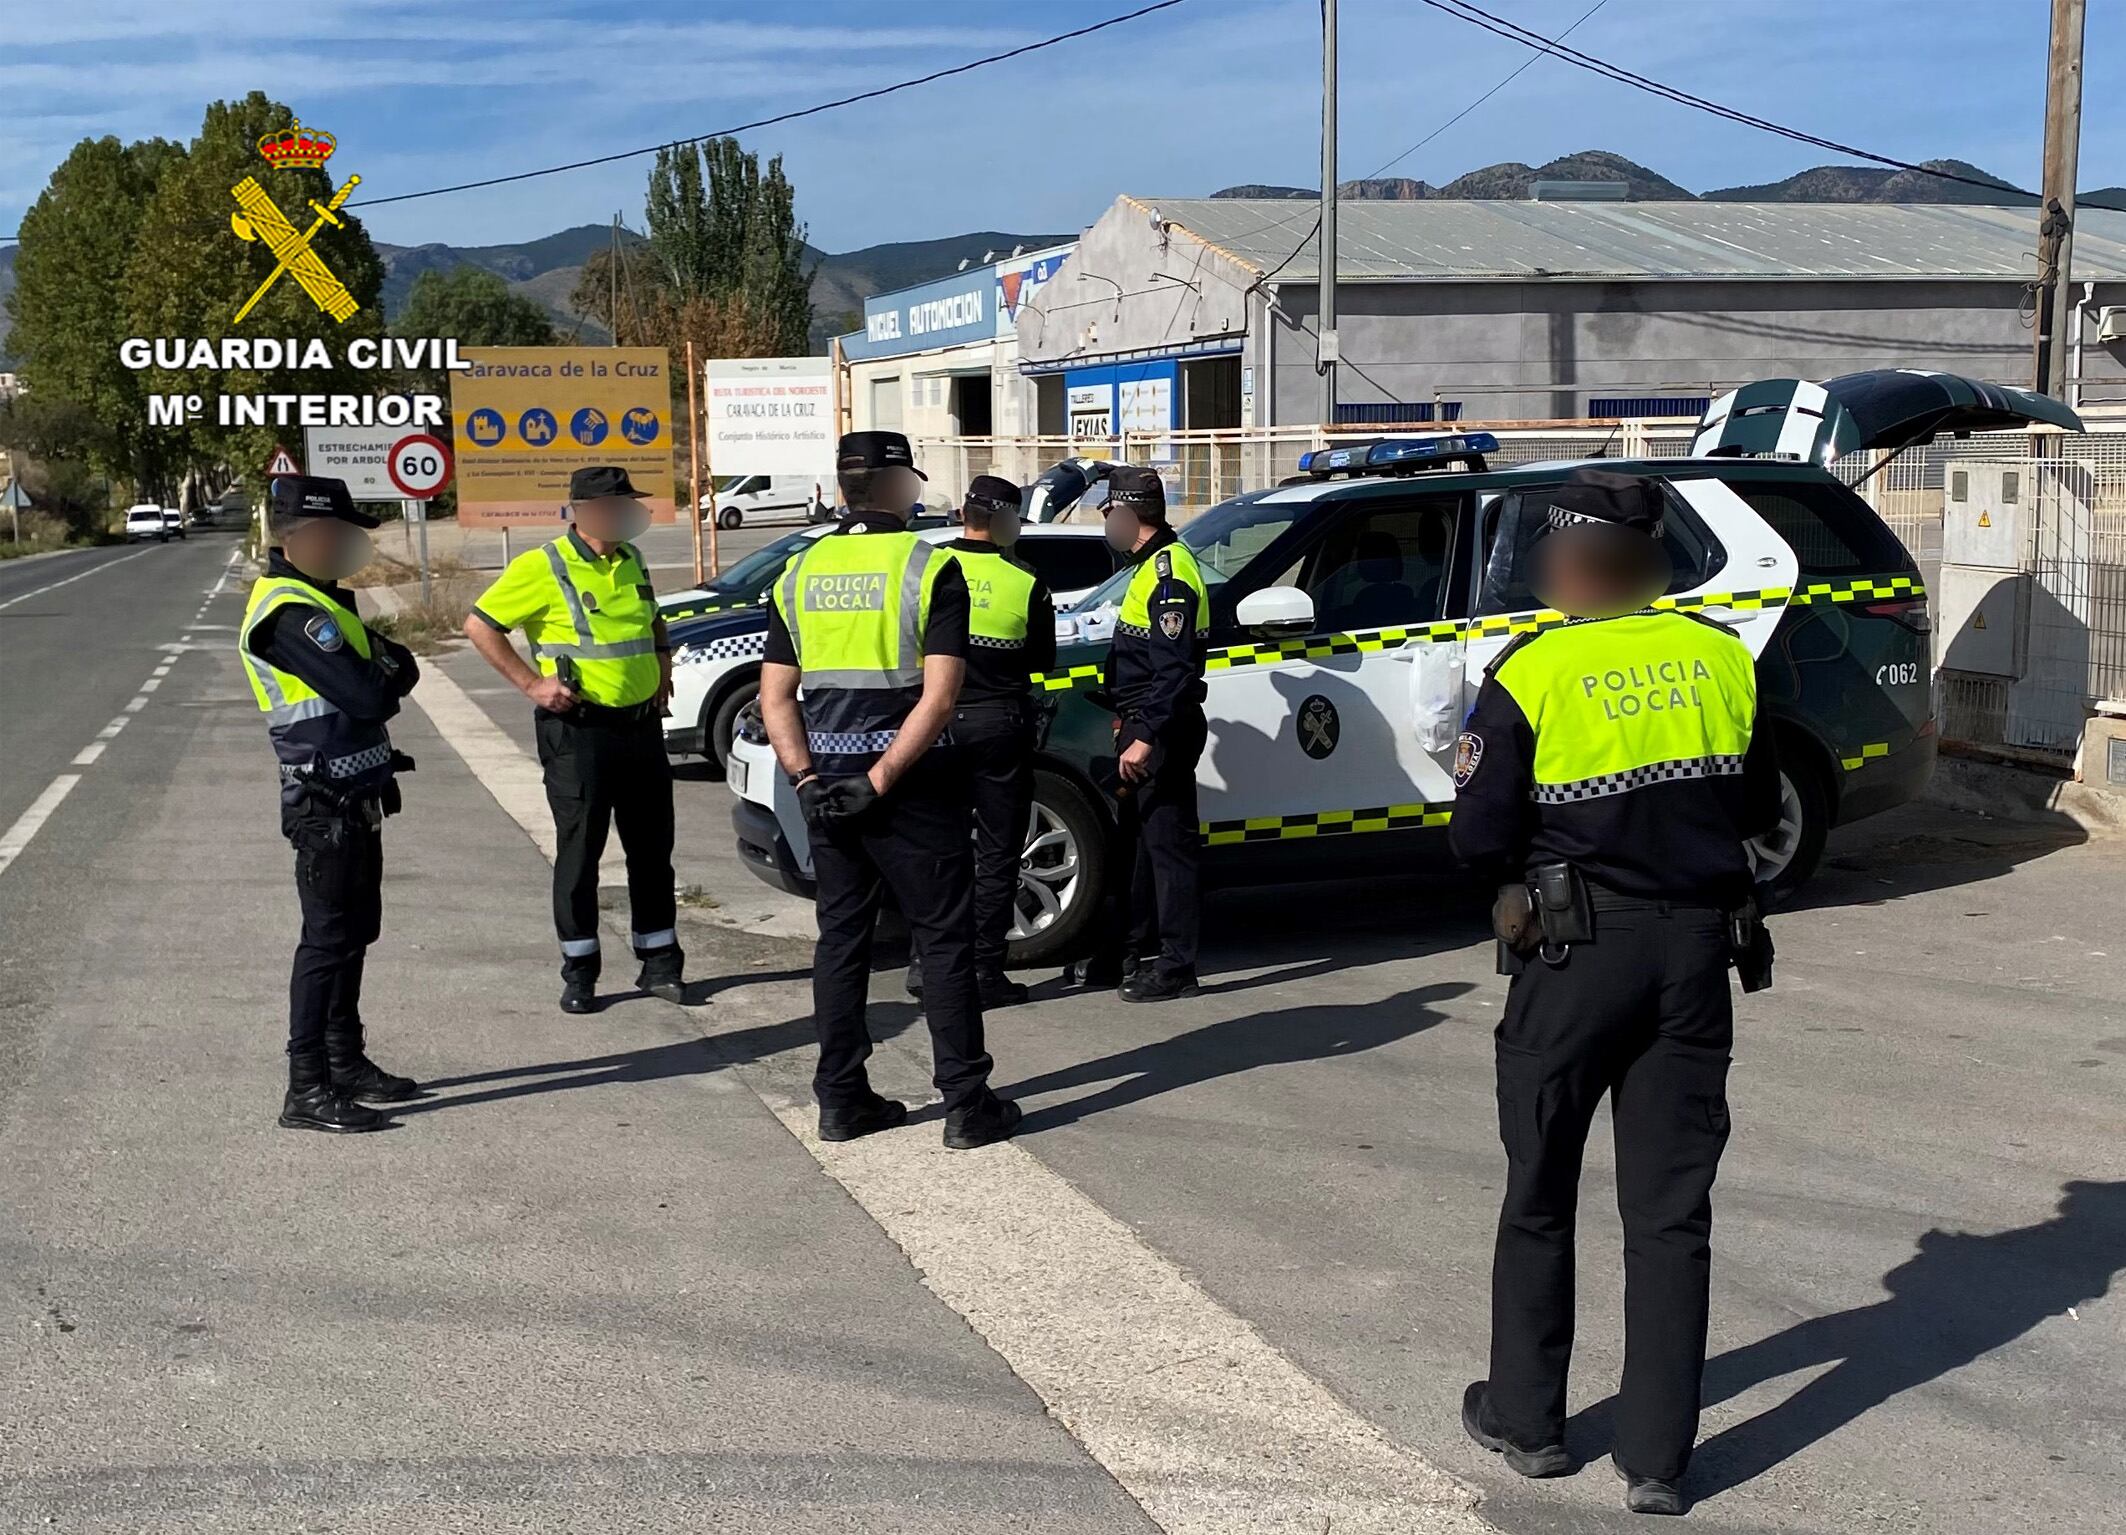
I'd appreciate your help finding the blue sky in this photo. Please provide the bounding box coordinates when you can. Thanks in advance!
[3,0,2119,252]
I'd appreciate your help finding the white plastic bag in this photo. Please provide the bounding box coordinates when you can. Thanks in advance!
[1410,639,1466,753]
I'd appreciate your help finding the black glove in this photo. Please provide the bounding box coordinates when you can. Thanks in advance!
[800,774,880,831]
[797,775,835,831]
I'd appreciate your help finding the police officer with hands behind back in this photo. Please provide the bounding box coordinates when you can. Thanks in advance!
[759,431,1021,1151]
[1100,465,1208,1003]
[241,475,422,1133]
[465,466,689,1017]
[940,474,1053,1009]
[1450,467,1779,1518]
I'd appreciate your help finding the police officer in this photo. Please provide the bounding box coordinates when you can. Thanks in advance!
[1450,467,1780,1517]
[1102,465,1208,1003]
[941,474,1053,1009]
[758,431,1020,1150]
[465,466,688,1015]
[240,475,421,1133]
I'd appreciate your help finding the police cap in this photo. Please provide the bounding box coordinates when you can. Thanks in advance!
[1544,467,1664,539]
[269,474,379,529]
[1107,464,1167,520]
[837,430,927,480]
[569,465,650,500]
[963,474,1021,518]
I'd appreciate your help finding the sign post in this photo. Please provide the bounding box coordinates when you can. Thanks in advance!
[1,468,30,546]
[386,431,454,607]
[686,338,705,588]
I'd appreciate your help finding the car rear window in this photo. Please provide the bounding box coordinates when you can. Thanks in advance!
[1017,537,1116,596]
[1730,479,1913,576]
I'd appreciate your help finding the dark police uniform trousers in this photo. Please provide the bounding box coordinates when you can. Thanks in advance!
[1452,608,1776,1481]
[288,808,386,1054]
[534,702,677,979]
[1117,707,1205,974]
[956,700,1037,977]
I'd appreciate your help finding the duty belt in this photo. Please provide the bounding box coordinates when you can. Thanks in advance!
[279,742,394,781]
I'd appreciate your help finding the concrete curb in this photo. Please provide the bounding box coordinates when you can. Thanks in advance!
[1922,754,2126,836]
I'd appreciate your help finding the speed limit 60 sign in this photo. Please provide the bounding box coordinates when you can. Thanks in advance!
[387,433,454,500]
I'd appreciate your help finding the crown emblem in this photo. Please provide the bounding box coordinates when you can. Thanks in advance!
[256,121,336,172]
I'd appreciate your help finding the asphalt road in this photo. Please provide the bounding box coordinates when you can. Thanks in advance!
[2,537,2121,1531]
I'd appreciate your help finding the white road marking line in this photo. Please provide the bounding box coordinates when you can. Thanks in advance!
[416,667,1491,1534]
[98,717,130,740]
[140,678,161,693]
[0,547,155,612]
[124,696,149,713]
[72,743,106,767]
[0,776,82,879]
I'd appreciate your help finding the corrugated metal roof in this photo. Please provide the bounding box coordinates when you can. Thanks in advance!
[1136,198,2126,282]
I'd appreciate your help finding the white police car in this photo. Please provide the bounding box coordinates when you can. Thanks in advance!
[662,522,1115,768]
[726,371,2080,965]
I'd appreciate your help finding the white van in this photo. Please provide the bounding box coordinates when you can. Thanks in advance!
[700,474,831,530]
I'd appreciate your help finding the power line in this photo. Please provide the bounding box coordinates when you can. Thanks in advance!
[1422,0,2125,214]
[347,0,1184,210]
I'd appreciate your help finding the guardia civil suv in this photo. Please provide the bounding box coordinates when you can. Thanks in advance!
[726,370,2080,967]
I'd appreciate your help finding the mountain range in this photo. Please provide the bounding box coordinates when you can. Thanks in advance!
[1211,149,2124,208]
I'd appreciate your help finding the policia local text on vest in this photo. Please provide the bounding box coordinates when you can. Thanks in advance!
[240,475,422,1134]
[1449,468,1780,1517]
[465,465,690,1016]
[759,431,1021,1152]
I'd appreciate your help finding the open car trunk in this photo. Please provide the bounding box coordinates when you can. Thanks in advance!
[1691,370,2084,463]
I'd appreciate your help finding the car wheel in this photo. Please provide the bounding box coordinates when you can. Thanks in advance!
[706,673,760,770]
[1750,756,1828,907]
[718,507,743,530]
[1004,769,1109,969]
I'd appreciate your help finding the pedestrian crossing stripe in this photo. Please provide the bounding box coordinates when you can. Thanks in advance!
[660,597,755,623]
[1840,741,1892,771]
[1199,801,1454,845]
[1026,576,1926,694]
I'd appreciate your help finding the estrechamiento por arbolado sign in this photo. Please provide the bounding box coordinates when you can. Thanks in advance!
[120,336,472,430]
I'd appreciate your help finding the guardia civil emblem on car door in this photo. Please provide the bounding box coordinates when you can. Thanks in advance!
[1297,695,1339,759]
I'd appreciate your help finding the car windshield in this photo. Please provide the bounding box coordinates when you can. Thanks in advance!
[1064,493,1306,613]
[704,529,815,597]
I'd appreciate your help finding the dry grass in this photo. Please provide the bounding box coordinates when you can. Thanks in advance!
[355,550,486,655]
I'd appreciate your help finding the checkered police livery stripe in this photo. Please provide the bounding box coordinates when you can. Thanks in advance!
[1026,575,1925,695]
[968,633,1025,649]
[685,632,766,662]
[808,729,900,756]
[1532,754,1748,804]
[1199,801,1454,846]
[660,597,755,622]
[277,742,395,781]
[1841,740,1892,771]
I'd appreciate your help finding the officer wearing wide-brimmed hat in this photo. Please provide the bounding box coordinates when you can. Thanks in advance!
[241,474,422,1133]
[465,465,689,1016]
[1450,466,1780,1516]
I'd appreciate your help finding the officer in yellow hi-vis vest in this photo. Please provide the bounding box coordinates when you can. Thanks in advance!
[936,475,1053,1009]
[759,432,1019,1151]
[1450,468,1780,1518]
[1099,465,1208,1003]
[465,466,689,1016]
[241,475,422,1134]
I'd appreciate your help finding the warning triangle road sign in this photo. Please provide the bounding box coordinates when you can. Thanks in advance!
[265,445,300,477]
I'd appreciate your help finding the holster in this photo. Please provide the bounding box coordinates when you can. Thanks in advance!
[1492,883,1537,975]
[1530,861,1593,959]
[1729,901,1775,993]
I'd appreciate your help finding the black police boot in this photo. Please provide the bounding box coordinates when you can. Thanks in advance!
[1612,1456,1687,1516]
[942,1091,1023,1150]
[1119,965,1198,1003]
[560,973,600,1015]
[636,947,687,1005]
[904,962,924,1002]
[1061,952,1132,991]
[324,1022,420,1103]
[818,1094,910,1143]
[279,1049,386,1134]
[978,971,1030,1009]
[1461,1381,1571,1478]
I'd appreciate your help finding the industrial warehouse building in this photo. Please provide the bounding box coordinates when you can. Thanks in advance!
[1011,197,2126,430]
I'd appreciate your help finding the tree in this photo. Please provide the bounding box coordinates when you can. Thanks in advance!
[7,134,182,496]
[0,393,117,537]
[125,93,387,482]
[394,266,555,396]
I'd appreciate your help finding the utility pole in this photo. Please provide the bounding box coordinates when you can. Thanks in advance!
[2032,0,2084,399]
[1318,0,1339,426]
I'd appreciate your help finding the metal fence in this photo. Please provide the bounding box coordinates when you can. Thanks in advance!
[917,406,2126,767]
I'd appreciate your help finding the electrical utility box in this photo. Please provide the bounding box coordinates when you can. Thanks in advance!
[1942,462,2033,569]
[1934,566,2027,678]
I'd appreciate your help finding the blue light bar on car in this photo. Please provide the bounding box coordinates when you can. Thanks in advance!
[1298,432,1500,476]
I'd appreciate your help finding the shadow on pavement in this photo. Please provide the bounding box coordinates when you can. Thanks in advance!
[1774,802,2089,914]
[1006,980,1474,1133]
[1566,1179,2126,1502]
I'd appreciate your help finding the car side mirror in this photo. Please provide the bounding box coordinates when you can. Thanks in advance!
[1236,585,1315,637]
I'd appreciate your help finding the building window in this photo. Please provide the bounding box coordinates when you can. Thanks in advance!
[1587,396,1712,419]
[1333,402,1463,425]
[869,376,902,432]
